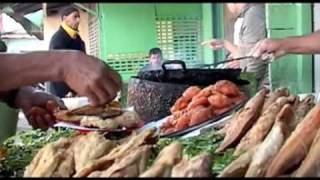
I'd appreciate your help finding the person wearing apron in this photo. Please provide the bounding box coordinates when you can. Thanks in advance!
[203,3,269,90]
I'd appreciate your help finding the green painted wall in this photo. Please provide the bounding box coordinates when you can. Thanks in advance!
[202,3,214,64]
[155,3,202,18]
[266,3,313,94]
[212,3,225,63]
[99,3,158,57]
[98,3,205,82]
[98,3,224,81]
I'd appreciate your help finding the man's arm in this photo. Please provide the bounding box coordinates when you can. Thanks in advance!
[0,51,65,92]
[277,31,320,54]
[251,30,320,59]
[0,50,122,106]
[223,40,240,56]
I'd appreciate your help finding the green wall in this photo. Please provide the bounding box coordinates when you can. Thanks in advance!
[202,3,214,64]
[97,3,228,82]
[99,3,158,58]
[266,3,313,94]
[212,3,225,63]
[155,3,202,18]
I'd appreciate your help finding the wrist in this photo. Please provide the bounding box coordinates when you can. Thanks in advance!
[14,86,35,109]
[56,50,82,82]
[276,38,289,56]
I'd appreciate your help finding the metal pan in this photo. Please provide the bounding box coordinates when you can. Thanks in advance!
[137,60,250,86]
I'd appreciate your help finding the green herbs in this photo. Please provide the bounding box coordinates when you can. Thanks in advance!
[180,131,224,158]
[152,131,235,176]
[0,128,75,177]
[211,148,236,176]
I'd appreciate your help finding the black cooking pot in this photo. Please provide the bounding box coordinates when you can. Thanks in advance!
[127,60,250,122]
[137,60,249,86]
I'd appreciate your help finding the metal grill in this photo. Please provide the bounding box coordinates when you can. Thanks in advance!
[106,52,149,73]
[156,16,203,67]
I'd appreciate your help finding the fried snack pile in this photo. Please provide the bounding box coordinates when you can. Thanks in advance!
[23,129,213,178]
[161,80,246,135]
[215,87,320,177]
[54,101,142,130]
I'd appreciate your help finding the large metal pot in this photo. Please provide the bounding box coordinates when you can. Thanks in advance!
[127,60,249,122]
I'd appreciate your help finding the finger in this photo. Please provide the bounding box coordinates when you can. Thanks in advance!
[35,115,49,130]
[253,41,268,59]
[201,40,212,46]
[250,41,262,58]
[28,115,38,129]
[46,100,66,113]
[209,44,224,50]
[27,107,47,117]
[107,70,122,91]
[261,53,274,61]
[89,83,111,106]
[86,88,100,106]
[99,78,118,103]
[44,114,56,127]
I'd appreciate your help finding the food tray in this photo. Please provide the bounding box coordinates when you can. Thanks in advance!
[139,97,248,138]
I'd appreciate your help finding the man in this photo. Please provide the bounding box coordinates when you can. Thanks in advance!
[140,47,163,72]
[0,39,63,130]
[48,5,86,98]
[250,31,320,59]
[203,3,269,90]
[0,50,122,130]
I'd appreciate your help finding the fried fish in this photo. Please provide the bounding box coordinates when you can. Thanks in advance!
[216,89,267,153]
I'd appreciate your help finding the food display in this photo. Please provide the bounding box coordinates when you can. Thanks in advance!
[0,129,76,177]
[19,129,223,178]
[216,88,320,177]
[2,85,320,178]
[160,80,247,135]
[54,101,143,130]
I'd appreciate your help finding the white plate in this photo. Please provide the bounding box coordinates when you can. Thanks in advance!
[61,97,90,110]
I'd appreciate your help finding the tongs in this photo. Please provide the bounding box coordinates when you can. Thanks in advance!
[199,56,254,69]
[199,53,276,69]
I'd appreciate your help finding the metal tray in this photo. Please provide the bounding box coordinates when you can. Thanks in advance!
[138,97,248,138]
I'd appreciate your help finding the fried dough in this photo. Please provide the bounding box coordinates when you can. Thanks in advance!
[245,104,294,177]
[234,96,294,156]
[266,105,320,177]
[171,153,212,177]
[216,89,267,153]
[139,142,182,177]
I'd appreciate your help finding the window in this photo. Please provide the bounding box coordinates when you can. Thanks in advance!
[156,16,203,67]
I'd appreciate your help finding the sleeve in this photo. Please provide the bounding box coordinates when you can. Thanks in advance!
[81,40,86,54]
[49,34,66,50]
[1,89,19,109]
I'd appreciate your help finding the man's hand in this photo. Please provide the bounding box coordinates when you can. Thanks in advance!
[202,39,225,50]
[226,60,240,69]
[250,38,286,60]
[15,87,66,130]
[61,51,122,106]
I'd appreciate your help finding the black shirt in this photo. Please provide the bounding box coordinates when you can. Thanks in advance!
[48,26,86,98]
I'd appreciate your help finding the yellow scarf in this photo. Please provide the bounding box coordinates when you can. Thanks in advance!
[61,22,78,39]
